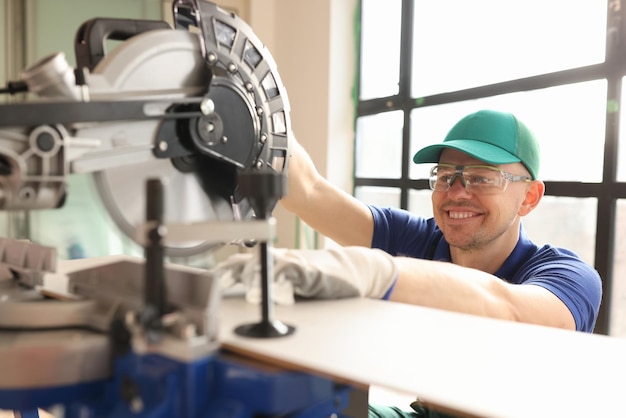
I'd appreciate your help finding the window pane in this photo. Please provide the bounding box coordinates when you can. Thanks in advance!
[611,199,626,337]
[354,186,400,208]
[0,0,5,104]
[410,80,607,182]
[355,110,404,178]
[412,1,607,97]
[408,189,434,219]
[618,77,626,181]
[523,196,597,266]
[359,0,402,100]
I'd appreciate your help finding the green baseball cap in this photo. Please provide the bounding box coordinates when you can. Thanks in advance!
[412,109,540,179]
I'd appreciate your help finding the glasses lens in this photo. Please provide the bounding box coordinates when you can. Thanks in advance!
[462,166,505,191]
[430,165,455,191]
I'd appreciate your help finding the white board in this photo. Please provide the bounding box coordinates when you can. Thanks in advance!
[218,296,626,418]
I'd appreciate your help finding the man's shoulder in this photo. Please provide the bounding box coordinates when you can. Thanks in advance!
[505,235,600,284]
[530,243,593,266]
[514,243,601,288]
[516,227,593,270]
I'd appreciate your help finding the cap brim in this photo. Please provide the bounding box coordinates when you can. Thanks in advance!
[413,139,522,165]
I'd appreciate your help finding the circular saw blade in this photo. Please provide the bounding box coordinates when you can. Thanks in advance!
[94,157,236,257]
[83,28,235,257]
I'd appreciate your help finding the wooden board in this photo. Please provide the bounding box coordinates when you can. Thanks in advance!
[218,296,626,418]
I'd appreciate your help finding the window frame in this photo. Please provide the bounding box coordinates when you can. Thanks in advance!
[355,0,624,335]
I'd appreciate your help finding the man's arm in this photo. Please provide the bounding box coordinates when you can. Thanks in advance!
[391,257,576,330]
[214,247,577,331]
[280,138,374,247]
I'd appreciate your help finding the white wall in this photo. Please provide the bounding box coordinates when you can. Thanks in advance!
[247,0,358,249]
[0,0,5,85]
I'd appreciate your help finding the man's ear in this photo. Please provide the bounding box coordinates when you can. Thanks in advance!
[519,180,545,216]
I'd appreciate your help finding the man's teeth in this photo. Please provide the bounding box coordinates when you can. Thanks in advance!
[449,211,475,219]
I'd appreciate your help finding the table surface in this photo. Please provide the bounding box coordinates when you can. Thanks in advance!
[56,256,626,418]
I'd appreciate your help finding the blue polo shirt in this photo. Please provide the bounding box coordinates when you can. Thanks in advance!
[369,205,602,333]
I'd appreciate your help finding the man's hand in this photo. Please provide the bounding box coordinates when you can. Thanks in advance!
[214,246,398,303]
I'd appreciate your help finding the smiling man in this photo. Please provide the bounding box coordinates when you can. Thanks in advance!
[273,109,601,333]
[216,109,603,417]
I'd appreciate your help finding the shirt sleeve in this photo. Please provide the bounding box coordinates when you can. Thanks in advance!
[369,205,441,258]
[514,246,603,333]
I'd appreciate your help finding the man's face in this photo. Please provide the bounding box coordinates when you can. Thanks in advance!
[431,149,531,252]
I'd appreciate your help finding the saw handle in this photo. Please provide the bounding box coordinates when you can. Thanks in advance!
[74,18,172,71]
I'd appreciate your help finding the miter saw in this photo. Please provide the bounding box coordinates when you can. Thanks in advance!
[0,1,360,416]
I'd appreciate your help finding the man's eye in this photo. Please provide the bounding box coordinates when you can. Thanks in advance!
[468,175,492,185]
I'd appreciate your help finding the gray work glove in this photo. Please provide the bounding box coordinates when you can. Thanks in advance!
[214,246,398,304]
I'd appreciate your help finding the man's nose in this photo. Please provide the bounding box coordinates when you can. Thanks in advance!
[446,173,472,196]
[448,173,467,190]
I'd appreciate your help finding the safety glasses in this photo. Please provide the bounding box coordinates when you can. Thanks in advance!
[429,164,532,194]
